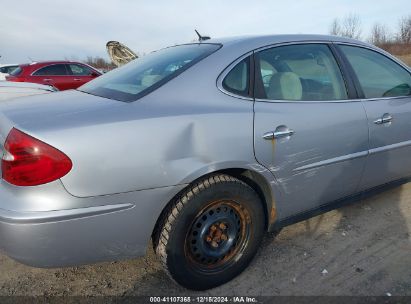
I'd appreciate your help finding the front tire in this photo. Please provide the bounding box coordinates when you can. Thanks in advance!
[153,174,265,290]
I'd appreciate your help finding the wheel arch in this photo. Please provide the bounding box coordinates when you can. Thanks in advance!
[152,167,278,246]
[218,168,277,231]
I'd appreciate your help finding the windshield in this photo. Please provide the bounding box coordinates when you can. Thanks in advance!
[79,43,221,102]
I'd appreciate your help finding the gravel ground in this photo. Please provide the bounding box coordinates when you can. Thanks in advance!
[1,182,411,296]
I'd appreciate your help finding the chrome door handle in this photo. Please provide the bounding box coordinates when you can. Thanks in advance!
[262,132,275,140]
[274,129,295,138]
[74,78,81,81]
[43,78,51,82]
[263,129,295,140]
[374,114,393,125]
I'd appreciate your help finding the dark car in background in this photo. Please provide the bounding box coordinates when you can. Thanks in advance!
[6,61,101,90]
[0,64,19,80]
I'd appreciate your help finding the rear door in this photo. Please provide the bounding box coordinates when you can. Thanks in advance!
[337,44,411,190]
[253,43,369,219]
[30,64,71,90]
[67,64,98,88]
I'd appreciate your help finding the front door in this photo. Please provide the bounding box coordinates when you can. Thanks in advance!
[67,64,98,89]
[253,43,369,220]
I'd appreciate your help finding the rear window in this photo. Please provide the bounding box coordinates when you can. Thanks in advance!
[79,43,221,102]
[10,66,22,76]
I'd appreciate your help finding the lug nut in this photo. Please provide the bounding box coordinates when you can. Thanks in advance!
[211,241,219,248]
[210,225,217,231]
[219,223,227,230]
[221,234,228,241]
[206,236,212,242]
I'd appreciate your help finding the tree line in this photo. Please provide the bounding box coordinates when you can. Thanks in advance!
[330,14,411,50]
[84,56,116,72]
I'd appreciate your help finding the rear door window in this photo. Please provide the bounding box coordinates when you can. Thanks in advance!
[255,44,348,101]
[33,64,68,76]
[79,43,221,102]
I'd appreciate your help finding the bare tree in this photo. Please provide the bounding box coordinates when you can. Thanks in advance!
[329,14,362,40]
[342,14,362,39]
[330,18,342,36]
[397,15,411,44]
[369,23,390,46]
[84,56,116,71]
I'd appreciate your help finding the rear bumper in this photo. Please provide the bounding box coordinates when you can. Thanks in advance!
[0,180,186,267]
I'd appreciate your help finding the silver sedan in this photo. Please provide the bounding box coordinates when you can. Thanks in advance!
[0,34,411,290]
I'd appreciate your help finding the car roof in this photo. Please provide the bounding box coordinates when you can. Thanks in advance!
[15,61,96,67]
[15,61,100,73]
[204,34,411,72]
[206,34,371,49]
[24,61,91,65]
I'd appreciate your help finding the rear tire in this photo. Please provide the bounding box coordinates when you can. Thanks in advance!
[153,174,265,290]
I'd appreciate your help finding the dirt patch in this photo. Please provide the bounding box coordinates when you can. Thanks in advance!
[1,183,411,296]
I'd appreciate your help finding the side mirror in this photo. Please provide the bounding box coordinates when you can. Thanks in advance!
[90,71,99,77]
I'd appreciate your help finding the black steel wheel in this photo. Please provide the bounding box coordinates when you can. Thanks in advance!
[153,174,265,290]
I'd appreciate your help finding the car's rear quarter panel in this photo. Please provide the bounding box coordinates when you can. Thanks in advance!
[0,110,14,172]
[30,92,256,198]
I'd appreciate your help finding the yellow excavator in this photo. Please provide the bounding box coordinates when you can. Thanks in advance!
[106,41,138,67]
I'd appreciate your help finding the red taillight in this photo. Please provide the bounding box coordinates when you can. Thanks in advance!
[1,128,72,186]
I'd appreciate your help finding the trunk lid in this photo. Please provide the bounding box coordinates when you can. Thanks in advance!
[0,90,121,129]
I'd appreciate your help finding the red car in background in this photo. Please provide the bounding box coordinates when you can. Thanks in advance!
[6,61,102,90]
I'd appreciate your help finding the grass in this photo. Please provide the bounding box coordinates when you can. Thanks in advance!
[396,54,411,67]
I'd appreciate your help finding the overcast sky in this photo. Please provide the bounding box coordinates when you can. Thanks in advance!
[1,0,410,63]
